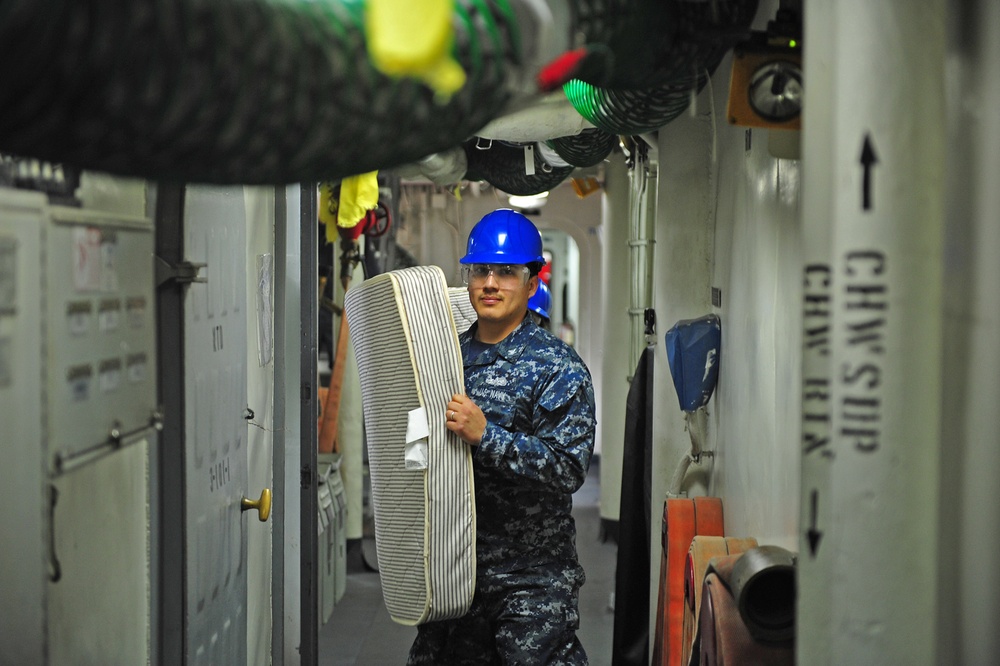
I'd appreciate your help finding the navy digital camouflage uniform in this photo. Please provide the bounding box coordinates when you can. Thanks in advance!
[408,316,597,665]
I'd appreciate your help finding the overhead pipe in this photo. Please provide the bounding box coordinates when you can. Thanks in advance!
[0,0,567,184]
[391,147,469,186]
[474,92,595,143]
[0,0,744,186]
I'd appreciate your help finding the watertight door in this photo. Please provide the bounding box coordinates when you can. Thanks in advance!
[182,186,250,664]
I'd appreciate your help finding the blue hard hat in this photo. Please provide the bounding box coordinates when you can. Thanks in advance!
[528,281,551,320]
[460,209,546,265]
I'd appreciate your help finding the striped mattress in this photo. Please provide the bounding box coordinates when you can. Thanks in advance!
[344,266,475,625]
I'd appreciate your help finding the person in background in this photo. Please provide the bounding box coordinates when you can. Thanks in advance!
[407,209,597,665]
[528,280,552,330]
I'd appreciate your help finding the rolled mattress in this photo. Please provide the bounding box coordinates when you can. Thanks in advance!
[345,266,475,625]
[448,286,478,332]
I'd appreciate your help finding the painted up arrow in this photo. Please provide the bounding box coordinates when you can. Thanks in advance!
[806,489,823,557]
[860,134,878,211]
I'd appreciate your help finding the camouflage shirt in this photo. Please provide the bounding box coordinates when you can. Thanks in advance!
[459,317,597,576]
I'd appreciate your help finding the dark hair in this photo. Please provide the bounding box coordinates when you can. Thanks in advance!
[526,261,544,277]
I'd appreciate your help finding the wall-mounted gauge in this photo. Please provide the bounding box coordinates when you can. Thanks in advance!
[748,61,803,123]
[727,42,803,131]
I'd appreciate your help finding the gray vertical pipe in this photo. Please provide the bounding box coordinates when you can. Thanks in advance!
[825,2,945,662]
[154,183,186,666]
[938,1,1000,662]
[271,186,287,665]
[276,184,305,664]
[298,184,319,664]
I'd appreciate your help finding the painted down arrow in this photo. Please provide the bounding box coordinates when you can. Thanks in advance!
[807,489,823,557]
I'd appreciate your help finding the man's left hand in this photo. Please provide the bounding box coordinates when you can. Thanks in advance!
[445,393,486,445]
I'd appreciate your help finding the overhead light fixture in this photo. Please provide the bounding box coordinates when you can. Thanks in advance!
[508,191,549,212]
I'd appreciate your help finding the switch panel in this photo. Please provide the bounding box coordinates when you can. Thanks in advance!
[45,205,157,473]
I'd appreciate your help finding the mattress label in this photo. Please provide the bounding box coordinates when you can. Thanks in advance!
[405,440,428,470]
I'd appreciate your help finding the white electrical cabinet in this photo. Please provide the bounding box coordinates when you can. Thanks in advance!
[0,189,47,664]
[0,185,157,664]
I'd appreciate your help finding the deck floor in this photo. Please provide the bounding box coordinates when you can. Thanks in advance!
[319,461,619,665]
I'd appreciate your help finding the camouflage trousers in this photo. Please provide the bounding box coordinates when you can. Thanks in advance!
[407,562,587,665]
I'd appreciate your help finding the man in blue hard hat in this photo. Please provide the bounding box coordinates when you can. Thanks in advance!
[407,209,597,665]
[528,280,552,330]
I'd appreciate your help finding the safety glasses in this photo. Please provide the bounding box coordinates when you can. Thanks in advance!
[462,263,530,287]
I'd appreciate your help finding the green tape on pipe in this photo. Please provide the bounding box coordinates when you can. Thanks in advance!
[453,4,482,85]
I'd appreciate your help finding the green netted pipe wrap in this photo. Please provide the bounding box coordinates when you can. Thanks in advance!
[0,0,521,184]
[564,76,702,135]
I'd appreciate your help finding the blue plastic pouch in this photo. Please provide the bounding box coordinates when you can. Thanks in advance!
[665,314,721,412]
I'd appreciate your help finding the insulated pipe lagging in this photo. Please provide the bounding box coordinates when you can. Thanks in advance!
[0,0,524,184]
[0,0,756,185]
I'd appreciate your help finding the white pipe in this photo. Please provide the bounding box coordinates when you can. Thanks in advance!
[824,1,946,663]
[665,454,693,499]
[627,149,656,374]
[475,93,595,142]
[796,0,836,661]
[666,406,713,498]
[598,153,634,526]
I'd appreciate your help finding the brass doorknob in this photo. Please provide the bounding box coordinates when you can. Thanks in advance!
[241,488,272,522]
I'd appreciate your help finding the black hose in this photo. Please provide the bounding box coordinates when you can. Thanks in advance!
[463,139,573,196]
[547,128,617,168]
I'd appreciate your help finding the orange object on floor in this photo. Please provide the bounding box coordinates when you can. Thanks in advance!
[651,496,725,666]
[692,551,795,666]
[681,536,758,665]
